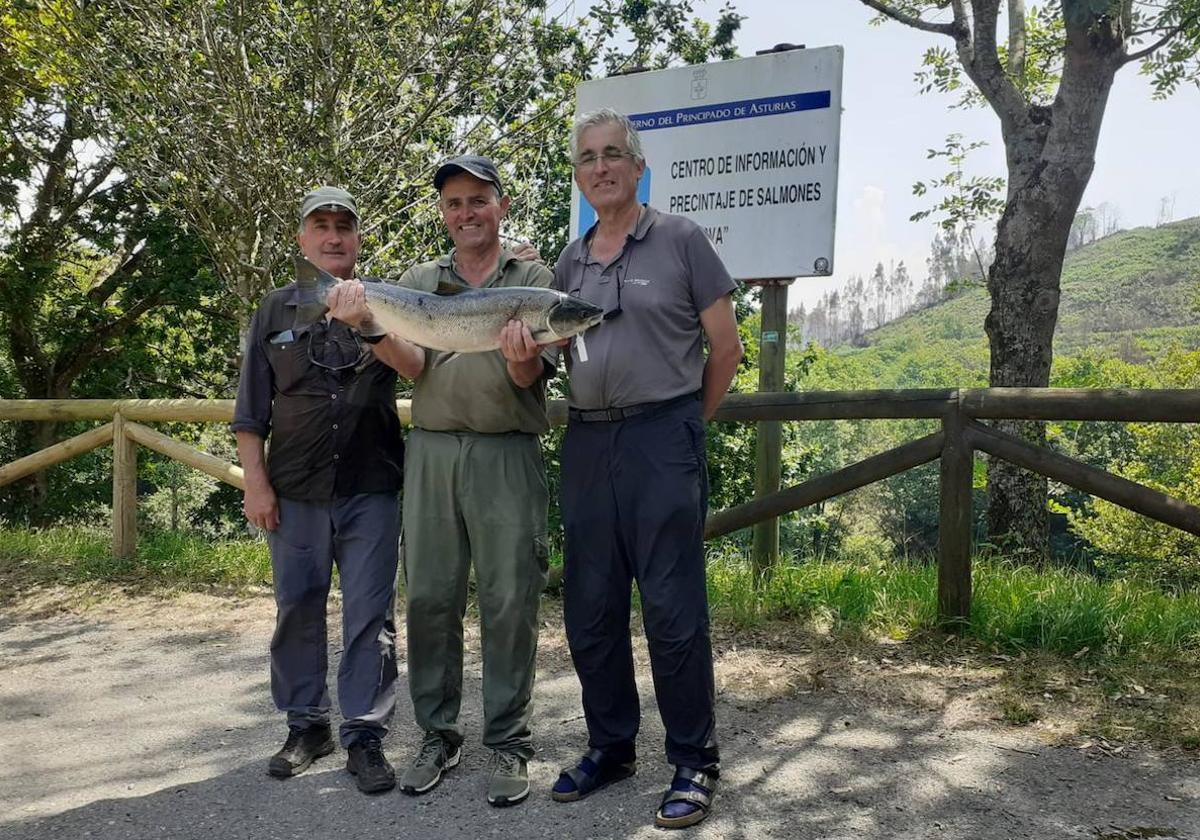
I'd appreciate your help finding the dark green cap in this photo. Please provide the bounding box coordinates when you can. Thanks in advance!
[300,186,359,221]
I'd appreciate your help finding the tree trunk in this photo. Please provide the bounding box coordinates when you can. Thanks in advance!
[984,187,1068,557]
[983,27,1124,556]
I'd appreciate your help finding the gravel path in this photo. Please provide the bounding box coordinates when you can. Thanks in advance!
[1,590,1196,840]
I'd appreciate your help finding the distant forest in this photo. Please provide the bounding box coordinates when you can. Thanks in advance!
[791,202,1132,348]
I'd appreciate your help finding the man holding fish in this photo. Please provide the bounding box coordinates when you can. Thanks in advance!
[387,155,564,807]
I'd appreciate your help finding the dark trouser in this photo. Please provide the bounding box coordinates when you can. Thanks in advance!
[560,394,719,771]
[268,492,400,748]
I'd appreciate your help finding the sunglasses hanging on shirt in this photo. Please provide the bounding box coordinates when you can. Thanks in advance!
[580,239,633,323]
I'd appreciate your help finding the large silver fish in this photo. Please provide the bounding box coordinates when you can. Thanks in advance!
[292,255,603,352]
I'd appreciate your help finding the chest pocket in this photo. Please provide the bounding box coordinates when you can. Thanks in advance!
[265,331,310,394]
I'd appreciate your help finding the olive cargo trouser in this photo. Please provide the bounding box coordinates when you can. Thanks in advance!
[402,428,549,759]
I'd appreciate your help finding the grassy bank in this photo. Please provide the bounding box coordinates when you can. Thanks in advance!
[0,527,270,593]
[4,527,1199,656]
[707,553,1200,658]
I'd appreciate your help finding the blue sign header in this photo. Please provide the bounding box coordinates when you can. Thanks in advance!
[628,91,831,132]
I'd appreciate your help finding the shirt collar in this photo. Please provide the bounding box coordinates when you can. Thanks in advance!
[573,203,657,263]
[437,247,516,285]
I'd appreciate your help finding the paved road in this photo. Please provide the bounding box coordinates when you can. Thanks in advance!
[1,590,1196,840]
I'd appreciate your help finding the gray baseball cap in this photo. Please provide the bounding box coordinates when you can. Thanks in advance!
[299,186,359,221]
[433,155,504,195]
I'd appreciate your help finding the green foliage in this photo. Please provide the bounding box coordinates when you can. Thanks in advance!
[1066,348,1200,587]
[594,0,742,72]
[707,550,1200,655]
[911,133,1005,260]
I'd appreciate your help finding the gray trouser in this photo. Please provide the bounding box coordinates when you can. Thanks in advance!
[402,429,549,759]
[268,492,400,747]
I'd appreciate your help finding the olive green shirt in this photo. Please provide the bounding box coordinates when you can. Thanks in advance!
[398,249,557,434]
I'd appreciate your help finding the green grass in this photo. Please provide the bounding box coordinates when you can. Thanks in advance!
[0,526,271,591]
[706,552,1200,657]
[5,526,1200,659]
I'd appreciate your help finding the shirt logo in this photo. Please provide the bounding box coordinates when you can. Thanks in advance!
[626,277,653,287]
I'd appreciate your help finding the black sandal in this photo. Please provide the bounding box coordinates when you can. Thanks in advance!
[655,766,717,829]
[550,748,637,803]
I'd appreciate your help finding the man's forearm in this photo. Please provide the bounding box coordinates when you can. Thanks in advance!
[700,345,741,420]
[506,357,544,389]
[368,332,425,379]
[235,431,270,486]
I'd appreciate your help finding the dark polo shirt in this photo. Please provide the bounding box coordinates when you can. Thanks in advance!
[553,205,738,410]
[231,278,404,502]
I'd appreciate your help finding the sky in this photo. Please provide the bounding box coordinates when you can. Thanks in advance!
[677,0,1200,309]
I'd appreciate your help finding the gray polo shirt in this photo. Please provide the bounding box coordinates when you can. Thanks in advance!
[553,205,738,410]
[398,249,557,434]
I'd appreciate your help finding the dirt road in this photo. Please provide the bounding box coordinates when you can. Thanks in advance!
[1,589,1195,840]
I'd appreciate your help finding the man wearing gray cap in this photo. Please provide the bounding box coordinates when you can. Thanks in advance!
[393,155,556,808]
[233,186,424,794]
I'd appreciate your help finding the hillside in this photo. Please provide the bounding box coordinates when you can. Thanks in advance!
[856,217,1200,368]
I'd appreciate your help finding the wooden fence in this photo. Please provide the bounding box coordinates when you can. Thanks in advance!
[2,389,1199,626]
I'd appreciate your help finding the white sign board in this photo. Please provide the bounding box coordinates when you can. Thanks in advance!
[571,46,843,280]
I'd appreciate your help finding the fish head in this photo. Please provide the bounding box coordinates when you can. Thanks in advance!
[546,295,605,340]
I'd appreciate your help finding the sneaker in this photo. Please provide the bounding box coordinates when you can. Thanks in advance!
[487,751,530,807]
[268,725,336,778]
[399,732,461,795]
[345,736,396,794]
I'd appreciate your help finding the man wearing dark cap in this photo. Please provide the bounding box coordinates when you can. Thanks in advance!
[232,186,425,794]
[393,155,556,807]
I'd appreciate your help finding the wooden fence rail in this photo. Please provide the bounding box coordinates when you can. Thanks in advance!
[2,389,1198,626]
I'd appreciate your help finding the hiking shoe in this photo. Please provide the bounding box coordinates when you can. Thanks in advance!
[487,751,530,807]
[399,732,461,795]
[345,736,396,794]
[268,725,336,778]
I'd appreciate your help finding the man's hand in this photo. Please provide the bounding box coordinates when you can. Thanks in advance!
[499,319,549,388]
[499,319,542,363]
[243,479,280,531]
[326,279,371,329]
[510,241,543,264]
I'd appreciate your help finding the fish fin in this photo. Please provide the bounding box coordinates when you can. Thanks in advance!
[429,351,462,369]
[292,255,335,326]
[435,279,470,295]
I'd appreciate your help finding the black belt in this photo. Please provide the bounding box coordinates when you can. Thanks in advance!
[568,391,699,423]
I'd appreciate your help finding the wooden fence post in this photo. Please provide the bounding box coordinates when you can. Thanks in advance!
[748,278,792,579]
[938,394,972,629]
[112,410,137,560]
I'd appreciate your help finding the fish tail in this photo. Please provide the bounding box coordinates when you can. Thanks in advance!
[292,255,334,327]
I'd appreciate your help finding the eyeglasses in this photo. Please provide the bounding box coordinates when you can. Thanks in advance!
[572,149,638,169]
[306,329,370,373]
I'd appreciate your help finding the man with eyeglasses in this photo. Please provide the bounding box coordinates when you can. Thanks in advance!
[232,186,425,794]
[549,109,743,830]
[392,155,556,808]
